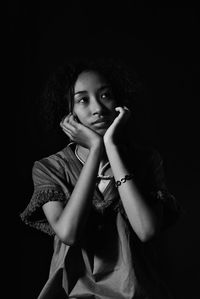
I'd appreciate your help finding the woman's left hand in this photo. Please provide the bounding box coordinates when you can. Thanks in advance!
[103,106,131,145]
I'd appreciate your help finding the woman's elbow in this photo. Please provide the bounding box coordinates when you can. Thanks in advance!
[60,236,76,246]
[53,224,78,246]
[57,231,77,246]
[139,213,162,242]
[137,220,160,242]
[138,227,156,242]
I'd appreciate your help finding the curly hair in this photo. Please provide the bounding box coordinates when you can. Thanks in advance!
[38,57,142,133]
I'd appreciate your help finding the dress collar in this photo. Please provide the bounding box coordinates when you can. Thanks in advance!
[64,142,119,213]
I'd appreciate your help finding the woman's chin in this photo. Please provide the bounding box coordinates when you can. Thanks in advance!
[94,127,107,136]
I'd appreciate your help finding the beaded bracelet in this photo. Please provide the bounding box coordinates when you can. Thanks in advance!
[115,174,134,188]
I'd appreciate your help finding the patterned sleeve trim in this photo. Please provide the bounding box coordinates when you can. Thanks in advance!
[20,188,67,236]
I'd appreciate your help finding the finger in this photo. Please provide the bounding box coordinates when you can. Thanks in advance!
[115,106,131,116]
[123,105,130,111]
[72,113,79,122]
[61,113,72,124]
[62,121,76,133]
[60,122,76,139]
[68,114,79,127]
[114,106,130,125]
[62,127,73,140]
[123,106,131,117]
[62,125,71,134]
[114,107,126,118]
[115,106,123,112]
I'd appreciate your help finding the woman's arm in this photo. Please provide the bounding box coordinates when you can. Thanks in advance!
[105,143,162,242]
[42,115,103,245]
[104,107,162,242]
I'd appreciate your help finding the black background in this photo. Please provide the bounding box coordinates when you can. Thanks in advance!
[9,3,200,298]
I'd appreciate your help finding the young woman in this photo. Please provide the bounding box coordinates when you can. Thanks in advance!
[20,58,180,298]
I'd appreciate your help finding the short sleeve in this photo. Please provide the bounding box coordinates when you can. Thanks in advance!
[20,159,71,236]
[146,149,181,230]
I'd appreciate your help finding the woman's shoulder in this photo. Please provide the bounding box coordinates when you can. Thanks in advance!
[33,143,75,174]
[36,143,74,164]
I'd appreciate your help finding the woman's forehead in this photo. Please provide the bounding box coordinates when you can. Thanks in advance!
[74,70,108,93]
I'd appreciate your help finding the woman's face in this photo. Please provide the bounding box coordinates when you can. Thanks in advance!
[73,70,118,135]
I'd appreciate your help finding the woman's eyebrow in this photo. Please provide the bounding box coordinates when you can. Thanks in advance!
[98,85,111,91]
[74,85,111,96]
[74,90,87,96]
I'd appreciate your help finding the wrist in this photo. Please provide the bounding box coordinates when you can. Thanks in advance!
[90,139,104,153]
[104,138,117,150]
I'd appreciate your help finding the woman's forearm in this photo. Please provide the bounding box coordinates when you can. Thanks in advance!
[105,142,159,242]
[48,143,103,245]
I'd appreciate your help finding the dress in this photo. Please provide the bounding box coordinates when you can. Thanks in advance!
[20,143,180,299]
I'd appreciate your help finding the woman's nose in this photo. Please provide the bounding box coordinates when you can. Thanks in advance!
[91,98,104,115]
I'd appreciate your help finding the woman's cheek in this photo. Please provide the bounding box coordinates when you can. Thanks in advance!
[72,107,82,123]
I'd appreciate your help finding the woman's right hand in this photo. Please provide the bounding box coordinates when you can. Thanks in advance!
[60,113,103,149]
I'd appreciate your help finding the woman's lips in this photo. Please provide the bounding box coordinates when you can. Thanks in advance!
[92,118,109,128]
[93,121,107,128]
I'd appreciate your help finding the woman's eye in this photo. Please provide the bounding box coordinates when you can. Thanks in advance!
[101,92,111,100]
[79,97,88,103]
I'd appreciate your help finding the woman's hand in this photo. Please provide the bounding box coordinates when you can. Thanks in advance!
[60,113,103,149]
[103,106,131,145]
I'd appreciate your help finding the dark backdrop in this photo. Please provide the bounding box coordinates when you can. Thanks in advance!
[10,3,200,299]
